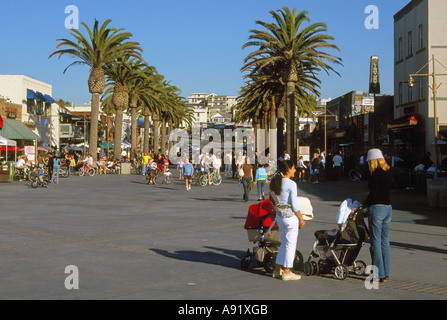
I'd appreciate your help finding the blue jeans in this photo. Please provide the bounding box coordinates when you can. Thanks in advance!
[51,165,60,183]
[257,180,265,197]
[142,164,147,175]
[368,204,392,279]
[242,177,252,201]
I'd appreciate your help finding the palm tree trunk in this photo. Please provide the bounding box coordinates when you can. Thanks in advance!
[130,105,137,159]
[153,117,160,154]
[143,112,150,154]
[89,93,100,160]
[161,118,167,155]
[277,97,285,159]
[114,108,124,160]
[286,81,296,163]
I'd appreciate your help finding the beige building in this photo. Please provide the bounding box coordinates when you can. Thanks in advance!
[187,93,237,122]
[394,0,447,162]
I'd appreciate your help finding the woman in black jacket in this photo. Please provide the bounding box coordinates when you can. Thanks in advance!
[363,148,392,282]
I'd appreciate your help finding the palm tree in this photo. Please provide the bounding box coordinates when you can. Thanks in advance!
[242,7,342,161]
[49,19,142,160]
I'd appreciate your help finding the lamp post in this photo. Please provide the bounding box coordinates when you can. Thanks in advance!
[408,54,447,178]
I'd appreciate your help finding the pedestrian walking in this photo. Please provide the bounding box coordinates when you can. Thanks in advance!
[240,158,253,202]
[332,151,343,180]
[297,156,307,182]
[254,164,267,201]
[182,158,195,191]
[51,155,60,184]
[362,148,393,282]
[269,160,306,281]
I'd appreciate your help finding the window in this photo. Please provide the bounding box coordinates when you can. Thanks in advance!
[408,31,413,56]
[418,77,424,100]
[398,37,403,61]
[35,101,43,115]
[399,82,403,104]
[418,24,424,51]
[408,86,413,102]
[26,98,35,114]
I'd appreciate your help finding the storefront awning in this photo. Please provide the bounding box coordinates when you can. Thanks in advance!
[27,89,37,99]
[44,94,56,103]
[387,113,420,130]
[0,119,40,141]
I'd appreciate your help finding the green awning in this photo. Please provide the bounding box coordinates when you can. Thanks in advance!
[98,141,114,149]
[0,119,40,141]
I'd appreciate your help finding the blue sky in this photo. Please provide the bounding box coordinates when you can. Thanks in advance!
[0,0,409,104]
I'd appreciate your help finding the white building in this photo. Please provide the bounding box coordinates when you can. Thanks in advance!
[394,0,447,160]
[187,92,237,122]
[0,74,62,148]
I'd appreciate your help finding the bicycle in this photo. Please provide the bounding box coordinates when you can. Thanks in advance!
[31,176,48,188]
[79,165,95,176]
[348,168,363,182]
[143,168,166,186]
[199,170,222,187]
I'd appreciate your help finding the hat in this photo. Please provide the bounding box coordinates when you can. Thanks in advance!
[366,148,384,161]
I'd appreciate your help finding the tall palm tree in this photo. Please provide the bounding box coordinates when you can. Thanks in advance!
[242,7,342,161]
[103,56,154,160]
[49,19,142,160]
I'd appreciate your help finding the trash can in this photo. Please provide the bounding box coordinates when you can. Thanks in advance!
[0,161,13,182]
[120,162,131,175]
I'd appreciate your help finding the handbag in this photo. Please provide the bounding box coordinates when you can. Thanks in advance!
[269,191,294,218]
[238,167,244,177]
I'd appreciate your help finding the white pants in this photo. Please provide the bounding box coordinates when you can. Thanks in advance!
[275,215,299,268]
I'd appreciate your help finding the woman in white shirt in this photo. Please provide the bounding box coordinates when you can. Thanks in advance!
[270,160,306,281]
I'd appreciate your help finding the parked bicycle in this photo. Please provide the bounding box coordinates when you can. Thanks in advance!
[143,168,166,186]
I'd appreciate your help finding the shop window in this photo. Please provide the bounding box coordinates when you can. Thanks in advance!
[26,98,35,114]
[440,126,447,142]
[35,101,44,115]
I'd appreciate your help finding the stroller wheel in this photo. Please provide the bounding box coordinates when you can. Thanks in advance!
[334,264,348,280]
[293,250,304,272]
[303,261,314,276]
[240,257,251,269]
[353,260,367,275]
[263,252,277,274]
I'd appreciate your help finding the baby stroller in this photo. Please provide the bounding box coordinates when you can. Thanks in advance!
[240,199,304,273]
[303,199,369,280]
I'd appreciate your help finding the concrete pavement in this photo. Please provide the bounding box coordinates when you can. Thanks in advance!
[0,170,446,300]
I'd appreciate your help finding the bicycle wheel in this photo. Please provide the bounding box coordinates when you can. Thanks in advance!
[79,169,85,176]
[154,172,164,185]
[31,180,38,188]
[349,169,360,181]
[212,174,222,186]
[142,174,150,184]
[88,168,96,176]
[199,175,208,187]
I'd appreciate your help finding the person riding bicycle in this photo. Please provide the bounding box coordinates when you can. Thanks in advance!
[149,160,158,184]
[83,154,93,170]
[37,164,46,185]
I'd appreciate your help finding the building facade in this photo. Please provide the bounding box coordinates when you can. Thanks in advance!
[394,0,447,163]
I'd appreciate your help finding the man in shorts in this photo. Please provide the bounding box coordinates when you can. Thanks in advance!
[182,158,195,191]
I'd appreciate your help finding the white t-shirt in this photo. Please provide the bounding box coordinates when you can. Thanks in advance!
[333,155,343,167]
[15,159,25,168]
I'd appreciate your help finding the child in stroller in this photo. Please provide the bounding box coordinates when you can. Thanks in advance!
[240,199,304,274]
[303,198,369,280]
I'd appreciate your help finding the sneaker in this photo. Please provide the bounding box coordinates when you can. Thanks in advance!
[281,272,301,281]
[272,270,283,279]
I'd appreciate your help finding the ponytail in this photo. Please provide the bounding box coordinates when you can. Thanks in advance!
[269,160,294,196]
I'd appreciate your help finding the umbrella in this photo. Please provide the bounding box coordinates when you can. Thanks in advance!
[0,146,24,151]
[67,145,83,152]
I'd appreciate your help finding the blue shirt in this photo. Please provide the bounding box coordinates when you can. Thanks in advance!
[182,163,195,176]
[254,167,267,183]
[277,178,300,212]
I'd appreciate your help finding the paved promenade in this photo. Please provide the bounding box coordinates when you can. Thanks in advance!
[0,171,446,301]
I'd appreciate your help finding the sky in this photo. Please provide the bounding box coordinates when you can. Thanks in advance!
[0,0,410,105]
